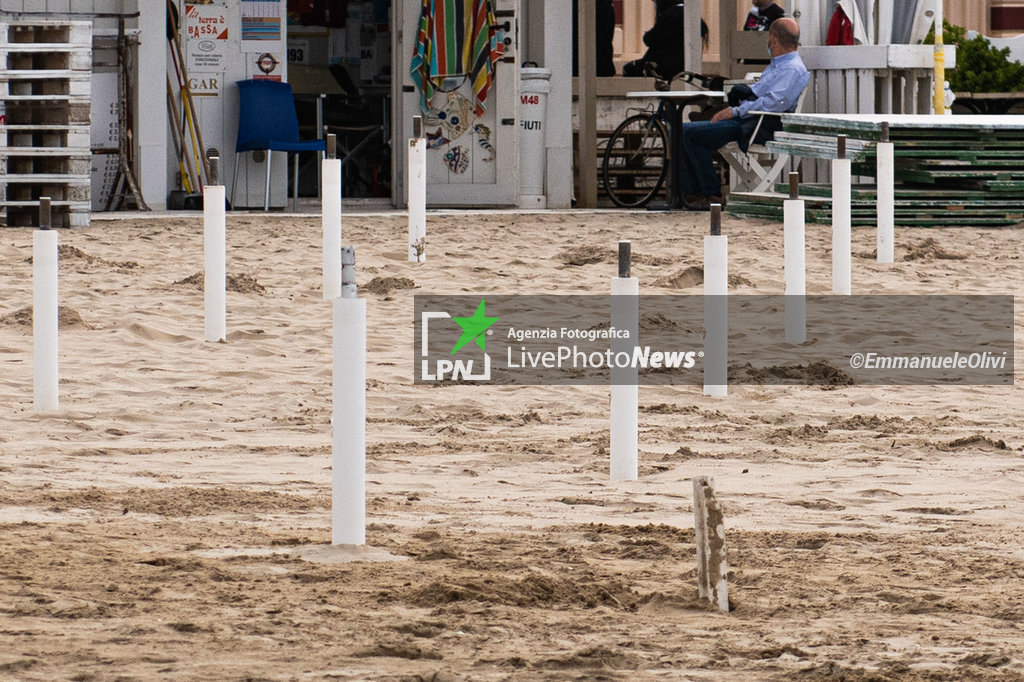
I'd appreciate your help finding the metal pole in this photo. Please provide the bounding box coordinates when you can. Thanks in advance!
[610,239,638,481]
[704,206,728,397]
[877,122,895,263]
[33,197,58,411]
[323,135,343,300]
[784,172,806,344]
[408,116,427,262]
[832,136,852,295]
[204,161,226,342]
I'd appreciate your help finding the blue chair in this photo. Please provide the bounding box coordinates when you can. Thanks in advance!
[232,79,326,211]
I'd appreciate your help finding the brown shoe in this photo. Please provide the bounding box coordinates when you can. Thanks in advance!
[683,194,722,211]
[682,196,711,211]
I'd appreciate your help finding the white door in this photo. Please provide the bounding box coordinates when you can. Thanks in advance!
[393,0,520,206]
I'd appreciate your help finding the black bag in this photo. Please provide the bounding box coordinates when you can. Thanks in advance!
[727,84,756,107]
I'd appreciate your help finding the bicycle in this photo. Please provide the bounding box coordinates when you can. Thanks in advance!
[601,69,725,209]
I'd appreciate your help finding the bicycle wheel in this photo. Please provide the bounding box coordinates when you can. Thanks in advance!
[602,113,669,208]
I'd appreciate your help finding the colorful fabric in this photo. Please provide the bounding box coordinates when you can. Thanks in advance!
[409,0,505,118]
[826,6,854,46]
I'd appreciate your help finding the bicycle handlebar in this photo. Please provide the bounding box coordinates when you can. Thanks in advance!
[655,70,726,93]
[642,61,725,93]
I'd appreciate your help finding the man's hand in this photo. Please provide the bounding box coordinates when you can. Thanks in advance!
[711,107,735,123]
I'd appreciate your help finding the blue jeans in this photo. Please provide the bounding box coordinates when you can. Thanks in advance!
[678,118,745,197]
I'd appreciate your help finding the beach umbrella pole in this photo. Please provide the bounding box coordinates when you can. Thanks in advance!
[784,172,807,344]
[323,135,343,300]
[33,197,59,412]
[704,206,728,397]
[610,240,638,481]
[408,116,427,262]
[832,136,852,295]
[332,246,366,545]
[876,123,895,264]
[204,157,226,342]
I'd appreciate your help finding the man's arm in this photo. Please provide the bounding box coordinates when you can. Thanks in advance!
[734,64,808,118]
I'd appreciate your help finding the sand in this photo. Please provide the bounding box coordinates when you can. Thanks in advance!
[0,209,1022,681]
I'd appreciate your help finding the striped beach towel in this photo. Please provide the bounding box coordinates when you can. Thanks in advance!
[409,0,505,117]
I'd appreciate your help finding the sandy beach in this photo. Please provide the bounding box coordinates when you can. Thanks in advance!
[1,208,1022,680]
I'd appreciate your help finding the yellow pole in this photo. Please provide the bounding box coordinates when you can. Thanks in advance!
[933,0,945,114]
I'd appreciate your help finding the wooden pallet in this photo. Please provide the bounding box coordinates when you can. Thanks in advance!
[0,21,91,228]
[728,182,1024,227]
[729,114,1024,228]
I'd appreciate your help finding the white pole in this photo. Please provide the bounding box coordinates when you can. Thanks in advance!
[832,136,852,295]
[408,116,426,262]
[784,173,806,344]
[332,246,366,545]
[204,157,226,342]
[33,198,58,412]
[322,135,343,300]
[610,241,638,482]
[876,123,895,264]
[704,206,728,397]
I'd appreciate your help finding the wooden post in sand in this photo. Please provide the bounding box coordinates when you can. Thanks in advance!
[876,122,895,264]
[610,240,638,481]
[832,135,852,295]
[408,116,426,262]
[784,172,806,344]
[703,206,728,397]
[33,197,58,412]
[693,475,729,611]
[332,246,366,545]
[204,157,226,342]
[323,134,342,300]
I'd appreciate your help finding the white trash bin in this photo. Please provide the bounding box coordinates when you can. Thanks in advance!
[519,66,551,208]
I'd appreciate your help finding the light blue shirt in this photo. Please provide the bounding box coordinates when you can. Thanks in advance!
[733,50,810,119]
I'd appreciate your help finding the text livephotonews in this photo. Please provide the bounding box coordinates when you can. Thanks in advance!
[414,295,1015,386]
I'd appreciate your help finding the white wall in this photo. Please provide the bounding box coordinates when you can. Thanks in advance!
[138,4,166,209]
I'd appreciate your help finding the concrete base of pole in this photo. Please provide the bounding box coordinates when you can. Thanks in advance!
[693,475,729,612]
[332,297,367,545]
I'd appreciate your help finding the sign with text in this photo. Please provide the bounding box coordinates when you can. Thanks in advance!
[186,4,228,72]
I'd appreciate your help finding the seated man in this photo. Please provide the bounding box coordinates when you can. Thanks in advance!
[678,17,809,211]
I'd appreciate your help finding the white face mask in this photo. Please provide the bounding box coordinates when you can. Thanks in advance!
[750,5,760,15]
[766,42,773,57]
